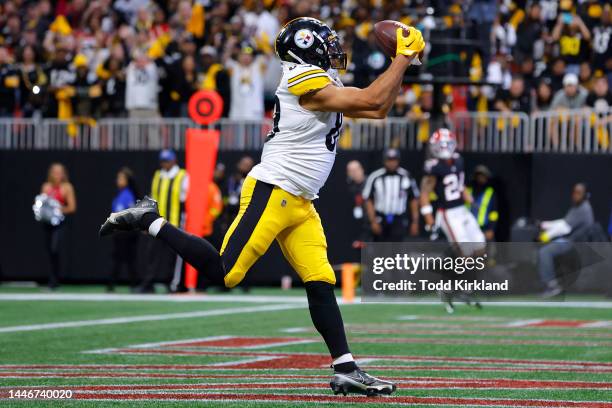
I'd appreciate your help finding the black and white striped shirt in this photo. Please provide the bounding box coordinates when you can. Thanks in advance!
[362,167,420,216]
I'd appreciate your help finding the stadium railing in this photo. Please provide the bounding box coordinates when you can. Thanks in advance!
[530,109,612,153]
[1,109,611,153]
[449,111,531,153]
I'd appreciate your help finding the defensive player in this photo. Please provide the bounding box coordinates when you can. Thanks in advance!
[100,17,424,396]
[419,128,486,311]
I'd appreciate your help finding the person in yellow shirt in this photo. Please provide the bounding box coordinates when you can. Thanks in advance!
[198,46,231,117]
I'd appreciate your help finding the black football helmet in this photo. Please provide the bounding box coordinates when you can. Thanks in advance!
[275,17,347,71]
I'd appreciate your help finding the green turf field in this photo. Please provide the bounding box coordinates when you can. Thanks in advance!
[0,286,611,407]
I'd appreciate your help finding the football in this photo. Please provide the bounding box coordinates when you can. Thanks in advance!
[374,20,421,60]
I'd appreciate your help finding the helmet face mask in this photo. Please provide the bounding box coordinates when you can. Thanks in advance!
[429,128,457,159]
[276,17,347,71]
[326,32,347,70]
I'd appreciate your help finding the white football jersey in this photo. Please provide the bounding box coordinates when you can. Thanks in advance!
[249,62,343,200]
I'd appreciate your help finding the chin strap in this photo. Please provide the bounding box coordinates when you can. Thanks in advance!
[287,50,306,64]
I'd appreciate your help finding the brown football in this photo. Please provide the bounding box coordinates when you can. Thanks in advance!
[374,20,416,59]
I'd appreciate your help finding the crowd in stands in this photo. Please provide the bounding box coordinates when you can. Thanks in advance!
[0,0,609,123]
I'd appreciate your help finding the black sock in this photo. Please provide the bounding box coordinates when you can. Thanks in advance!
[304,281,355,372]
[141,212,161,230]
[334,361,358,373]
[156,222,226,285]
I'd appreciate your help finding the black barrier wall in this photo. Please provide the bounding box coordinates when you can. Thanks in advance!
[1,150,611,286]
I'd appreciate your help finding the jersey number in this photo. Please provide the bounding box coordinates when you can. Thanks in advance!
[265,96,281,142]
[325,113,343,151]
[443,172,464,202]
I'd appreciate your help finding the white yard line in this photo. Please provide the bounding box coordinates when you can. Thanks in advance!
[0,293,309,303]
[122,335,235,349]
[205,356,282,367]
[582,321,612,328]
[85,335,315,354]
[504,319,546,327]
[1,293,611,309]
[0,304,303,334]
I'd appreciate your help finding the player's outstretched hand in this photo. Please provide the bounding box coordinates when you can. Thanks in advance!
[396,26,424,58]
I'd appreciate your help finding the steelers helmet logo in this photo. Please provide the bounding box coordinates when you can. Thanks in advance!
[294,29,314,49]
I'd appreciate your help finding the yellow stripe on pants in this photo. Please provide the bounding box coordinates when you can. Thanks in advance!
[220,176,335,288]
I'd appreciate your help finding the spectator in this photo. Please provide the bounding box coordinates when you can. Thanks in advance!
[539,0,561,31]
[586,76,612,112]
[518,57,537,95]
[226,156,255,219]
[586,75,612,149]
[69,54,101,121]
[40,163,77,290]
[591,5,611,74]
[2,13,22,50]
[346,160,369,249]
[17,45,47,118]
[533,79,554,111]
[225,43,266,120]
[486,54,512,90]
[407,84,436,143]
[114,0,150,26]
[388,87,412,118]
[176,54,199,116]
[0,0,607,122]
[494,75,531,113]
[551,73,588,110]
[45,45,75,119]
[198,46,231,117]
[541,57,567,94]
[363,149,420,242]
[467,0,498,65]
[578,62,593,91]
[98,45,127,117]
[125,49,159,119]
[491,13,516,57]
[515,3,545,62]
[108,167,139,292]
[537,183,594,298]
[0,47,18,117]
[551,12,591,75]
[466,165,498,241]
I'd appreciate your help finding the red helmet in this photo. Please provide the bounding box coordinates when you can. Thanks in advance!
[429,128,457,159]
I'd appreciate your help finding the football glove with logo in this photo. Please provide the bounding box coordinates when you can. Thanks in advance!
[396,27,425,58]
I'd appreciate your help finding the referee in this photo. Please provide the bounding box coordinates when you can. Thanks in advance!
[363,149,420,241]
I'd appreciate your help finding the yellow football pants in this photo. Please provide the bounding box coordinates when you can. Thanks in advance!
[220,176,336,288]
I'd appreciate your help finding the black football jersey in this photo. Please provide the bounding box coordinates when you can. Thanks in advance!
[423,153,465,209]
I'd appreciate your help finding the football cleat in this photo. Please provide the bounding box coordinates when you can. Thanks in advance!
[330,367,396,397]
[99,196,159,237]
[457,291,483,309]
[540,279,564,298]
[439,290,455,314]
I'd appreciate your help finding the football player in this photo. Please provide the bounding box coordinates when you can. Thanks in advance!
[419,128,486,312]
[99,17,424,396]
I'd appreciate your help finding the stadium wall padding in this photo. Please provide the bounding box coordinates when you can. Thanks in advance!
[0,150,610,287]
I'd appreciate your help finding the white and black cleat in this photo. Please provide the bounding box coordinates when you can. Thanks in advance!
[99,196,159,237]
[330,368,396,397]
[439,290,455,314]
